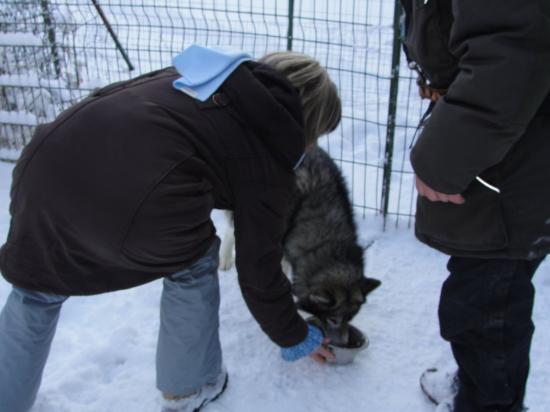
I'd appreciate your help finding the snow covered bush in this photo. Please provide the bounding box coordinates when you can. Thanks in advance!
[0,1,81,154]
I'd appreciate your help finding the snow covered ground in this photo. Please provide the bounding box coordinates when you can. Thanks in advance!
[0,160,548,412]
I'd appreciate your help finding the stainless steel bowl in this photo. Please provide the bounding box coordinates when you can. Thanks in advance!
[306,316,369,365]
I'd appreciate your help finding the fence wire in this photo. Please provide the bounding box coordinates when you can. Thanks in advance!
[0,0,427,227]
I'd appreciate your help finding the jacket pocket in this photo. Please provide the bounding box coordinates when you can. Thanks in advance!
[415,180,508,252]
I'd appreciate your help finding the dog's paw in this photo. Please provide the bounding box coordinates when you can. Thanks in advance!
[219,255,234,271]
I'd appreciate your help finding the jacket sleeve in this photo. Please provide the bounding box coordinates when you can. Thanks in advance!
[232,180,308,348]
[411,0,550,194]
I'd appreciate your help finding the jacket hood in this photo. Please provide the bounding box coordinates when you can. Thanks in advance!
[221,61,306,170]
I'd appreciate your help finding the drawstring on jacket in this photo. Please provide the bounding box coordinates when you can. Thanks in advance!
[408,61,446,149]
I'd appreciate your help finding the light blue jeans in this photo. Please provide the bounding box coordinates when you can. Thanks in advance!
[0,287,67,412]
[0,237,222,412]
[156,237,222,396]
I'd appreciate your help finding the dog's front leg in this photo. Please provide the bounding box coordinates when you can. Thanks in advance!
[219,210,235,271]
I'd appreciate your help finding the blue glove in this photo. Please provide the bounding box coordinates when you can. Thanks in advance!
[281,324,324,362]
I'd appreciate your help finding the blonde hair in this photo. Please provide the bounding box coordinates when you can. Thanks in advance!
[258,51,341,147]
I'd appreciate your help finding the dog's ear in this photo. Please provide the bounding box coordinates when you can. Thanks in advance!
[361,277,381,296]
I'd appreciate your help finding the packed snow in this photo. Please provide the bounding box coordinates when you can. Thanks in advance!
[0,161,548,412]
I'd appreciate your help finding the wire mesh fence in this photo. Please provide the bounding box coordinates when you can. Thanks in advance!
[0,0,427,227]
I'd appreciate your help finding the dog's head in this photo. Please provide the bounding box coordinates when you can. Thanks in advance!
[297,276,381,330]
[291,243,381,344]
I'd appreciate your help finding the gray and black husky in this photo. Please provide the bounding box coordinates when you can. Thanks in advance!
[220,146,381,343]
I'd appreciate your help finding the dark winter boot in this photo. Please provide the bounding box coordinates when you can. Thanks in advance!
[421,367,529,412]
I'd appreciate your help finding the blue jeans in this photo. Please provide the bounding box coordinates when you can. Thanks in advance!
[0,237,222,411]
[0,287,67,412]
[156,237,222,396]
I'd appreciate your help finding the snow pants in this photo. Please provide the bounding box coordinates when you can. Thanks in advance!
[0,237,222,412]
[439,256,544,412]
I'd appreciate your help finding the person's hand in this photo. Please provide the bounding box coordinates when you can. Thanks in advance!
[309,338,336,363]
[415,176,465,204]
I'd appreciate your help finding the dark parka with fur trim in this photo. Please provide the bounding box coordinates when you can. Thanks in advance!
[0,62,309,348]
[401,0,550,259]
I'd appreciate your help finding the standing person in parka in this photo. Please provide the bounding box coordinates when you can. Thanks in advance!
[401,0,550,411]
[0,45,340,412]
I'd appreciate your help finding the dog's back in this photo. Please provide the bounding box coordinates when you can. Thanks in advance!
[284,146,358,272]
[283,146,380,343]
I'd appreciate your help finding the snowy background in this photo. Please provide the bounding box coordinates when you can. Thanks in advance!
[0,160,548,412]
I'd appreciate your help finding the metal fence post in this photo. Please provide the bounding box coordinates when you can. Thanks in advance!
[286,0,294,51]
[381,0,402,229]
[40,0,61,78]
[91,0,134,71]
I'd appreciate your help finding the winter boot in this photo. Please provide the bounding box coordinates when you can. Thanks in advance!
[420,367,459,407]
[161,366,228,412]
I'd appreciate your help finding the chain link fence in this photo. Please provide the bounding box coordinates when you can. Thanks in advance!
[0,0,428,227]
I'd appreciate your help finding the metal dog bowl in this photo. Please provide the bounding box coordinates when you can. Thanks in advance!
[306,317,369,365]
